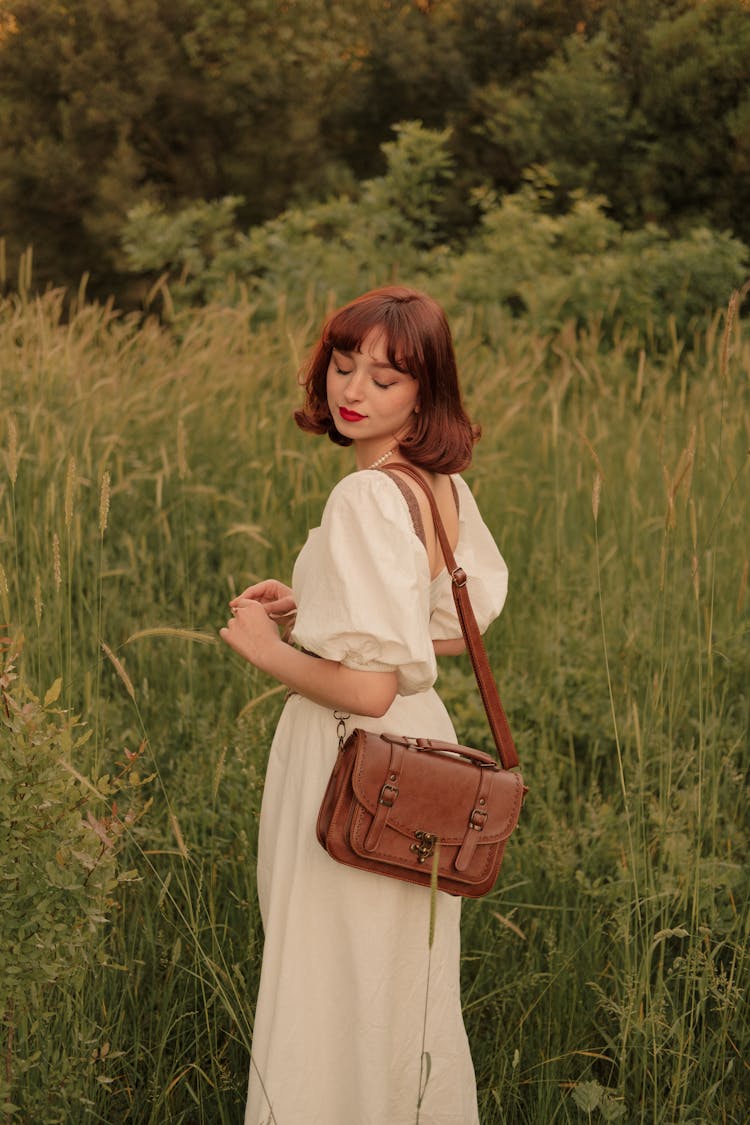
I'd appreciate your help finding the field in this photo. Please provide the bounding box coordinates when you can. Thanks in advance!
[1,284,748,1123]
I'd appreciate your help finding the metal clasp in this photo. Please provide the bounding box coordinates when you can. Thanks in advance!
[410,830,438,863]
[469,808,488,831]
[333,710,350,752]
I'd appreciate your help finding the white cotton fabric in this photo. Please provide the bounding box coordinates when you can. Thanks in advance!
[245,469,508,1125]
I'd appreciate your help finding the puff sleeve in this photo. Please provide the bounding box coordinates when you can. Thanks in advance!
[290,471,437,696]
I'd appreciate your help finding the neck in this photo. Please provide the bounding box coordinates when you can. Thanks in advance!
[356,444,397,471]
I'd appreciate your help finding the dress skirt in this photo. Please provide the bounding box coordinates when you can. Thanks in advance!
[244,688,481,1125]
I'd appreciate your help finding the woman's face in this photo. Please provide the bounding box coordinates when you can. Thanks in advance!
[326,328,420,456]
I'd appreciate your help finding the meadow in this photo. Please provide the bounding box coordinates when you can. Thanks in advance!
[1,279,748,1123]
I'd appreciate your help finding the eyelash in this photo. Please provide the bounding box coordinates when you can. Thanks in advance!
[334,364,393,390]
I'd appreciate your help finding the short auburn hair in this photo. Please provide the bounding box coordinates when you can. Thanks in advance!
[294,286,479,473]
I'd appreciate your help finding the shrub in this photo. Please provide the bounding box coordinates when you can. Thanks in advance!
[0,637,142,1119]
[452,173,749,347]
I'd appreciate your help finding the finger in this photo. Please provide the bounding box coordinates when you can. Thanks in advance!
[231,596,256,610]
[230,593,270,610]
[232,581,276,604]
[268,603,296,620]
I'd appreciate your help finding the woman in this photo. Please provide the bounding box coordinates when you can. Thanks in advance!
[221,286,508,1125]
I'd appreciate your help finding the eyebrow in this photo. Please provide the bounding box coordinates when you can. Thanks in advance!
[333,347,404,372]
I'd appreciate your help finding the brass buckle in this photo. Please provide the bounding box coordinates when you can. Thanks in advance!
[469,808,488,831]
[379,783,399,807]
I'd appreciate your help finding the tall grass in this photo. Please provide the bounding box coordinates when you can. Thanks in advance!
[1,281,747,1122]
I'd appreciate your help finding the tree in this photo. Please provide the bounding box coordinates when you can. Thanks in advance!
[461,0,750,242]
[637,0,750,236]
[0,0,358,292]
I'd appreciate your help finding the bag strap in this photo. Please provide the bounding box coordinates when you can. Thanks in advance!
[383,463,520,771]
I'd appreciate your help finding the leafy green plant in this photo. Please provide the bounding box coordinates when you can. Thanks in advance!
[0,637,143,1120]
[452,172,749,347]
[120,124,748,354]
[122,120,456,316]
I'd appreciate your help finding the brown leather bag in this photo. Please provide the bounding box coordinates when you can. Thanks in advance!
[316,464,525,898]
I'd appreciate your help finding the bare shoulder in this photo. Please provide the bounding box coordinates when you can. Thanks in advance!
[385,466,459,567]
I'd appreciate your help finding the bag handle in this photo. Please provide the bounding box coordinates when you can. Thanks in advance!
[383,463,520,771]
[380,732,499,768]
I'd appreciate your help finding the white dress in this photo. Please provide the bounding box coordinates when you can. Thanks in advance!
[245,469,508,1125]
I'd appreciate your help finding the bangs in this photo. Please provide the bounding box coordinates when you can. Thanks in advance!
[324,298,425,376]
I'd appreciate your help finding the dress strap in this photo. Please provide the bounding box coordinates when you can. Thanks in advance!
[379,469,461,548]
[379,469,427,546]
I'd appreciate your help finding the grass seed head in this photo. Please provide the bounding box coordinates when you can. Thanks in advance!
[64,456,77,530]
[101,641,135,701]
[592,471,602,523]
[34,574,43,626]
[52,532,62,590]
[99,469,111,535]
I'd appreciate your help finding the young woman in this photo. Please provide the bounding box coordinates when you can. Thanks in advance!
[221,286,508,1125]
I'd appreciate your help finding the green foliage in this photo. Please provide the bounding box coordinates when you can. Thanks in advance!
[0,641,142,1118]
[122,121,457,313]
[637,0,750,232]
[509,33,646,221]
[0,0,359,291]
[453,173,749,344]
[2,1,750,296]
[121,131,749,352]
[463,1,750,241]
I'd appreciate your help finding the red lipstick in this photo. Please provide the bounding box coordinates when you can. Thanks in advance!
[339,407,366,422]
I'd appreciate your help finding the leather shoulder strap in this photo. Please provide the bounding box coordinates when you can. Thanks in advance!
[382,463,520,771]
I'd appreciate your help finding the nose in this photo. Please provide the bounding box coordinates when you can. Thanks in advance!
[342,370,365,402]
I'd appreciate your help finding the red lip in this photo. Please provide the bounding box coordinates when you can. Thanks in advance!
[339,407,366,422]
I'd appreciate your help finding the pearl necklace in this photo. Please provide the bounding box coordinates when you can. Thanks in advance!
[366,447,395,470]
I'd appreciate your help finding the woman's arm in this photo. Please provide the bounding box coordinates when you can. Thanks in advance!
[433,638,466,656]
[220,597,398,718]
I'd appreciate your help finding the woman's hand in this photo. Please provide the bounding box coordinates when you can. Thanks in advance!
[220,597,285,670]
[220,590,398,717]
[221,579,397,717]
[231,579,296,621]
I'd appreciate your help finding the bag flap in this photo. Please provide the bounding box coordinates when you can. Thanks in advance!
[348,731,524,844]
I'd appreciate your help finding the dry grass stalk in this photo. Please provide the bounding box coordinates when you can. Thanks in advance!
[64,456,77,530]
[52,532,62,591]
[5,415,18,486]
[99,470,111,535]
[169,812,189,860]
[33,574,42,627]
[101,641,135,701]
[176,418,189,479]
[592,472,602,523]
[737,560,748,616]
[719,290,738,381]
[125,627,218,646]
